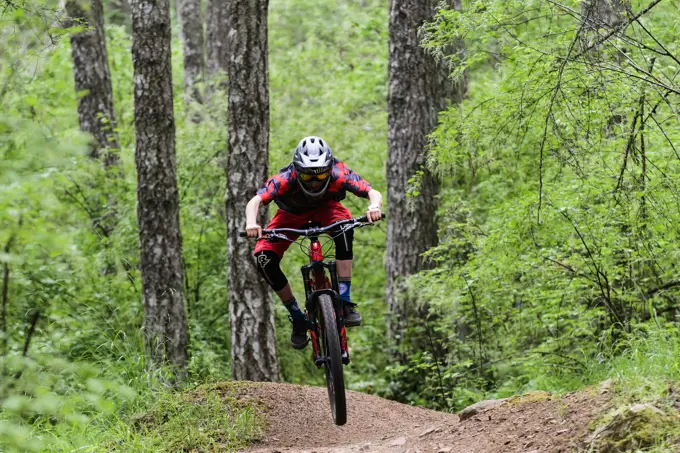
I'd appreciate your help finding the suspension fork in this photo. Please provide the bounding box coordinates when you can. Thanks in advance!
[327,261,349,364]
[302,239,349,367]
[303,238,325,367]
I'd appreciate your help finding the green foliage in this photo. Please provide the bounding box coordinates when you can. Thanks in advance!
[0,354,136,452]
[382,0,680,414]
[0,5,123,450]
[103,384,262,452]
[586,328,680,452]
[0,3,231,450]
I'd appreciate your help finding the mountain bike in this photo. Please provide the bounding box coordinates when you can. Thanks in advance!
[242,214,383,426]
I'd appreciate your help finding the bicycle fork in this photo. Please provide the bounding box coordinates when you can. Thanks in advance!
[302,262,350,367]
[306,301,350,368]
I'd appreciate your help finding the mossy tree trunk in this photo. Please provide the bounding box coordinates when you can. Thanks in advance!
[386,0,466,354]
[225,0,280,382]
[176,0,205,105]
[205,0,229,97]
[65,0,120,166]
[131,0,189,376]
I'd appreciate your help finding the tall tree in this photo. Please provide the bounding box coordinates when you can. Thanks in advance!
[131,0,188,374]
[65,0,120,166]
[205,0,229,94]
[386,0,465,350]
[176,0,205,104]
[225,0,279,381]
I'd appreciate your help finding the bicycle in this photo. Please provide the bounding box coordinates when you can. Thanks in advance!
[241,214,383,426]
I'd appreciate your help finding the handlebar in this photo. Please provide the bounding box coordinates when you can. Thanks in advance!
[239,213,385,238]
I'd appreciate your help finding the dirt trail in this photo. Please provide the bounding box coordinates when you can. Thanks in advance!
[234,382,610,453]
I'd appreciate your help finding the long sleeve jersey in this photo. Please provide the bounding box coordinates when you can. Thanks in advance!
[257,158,372,214]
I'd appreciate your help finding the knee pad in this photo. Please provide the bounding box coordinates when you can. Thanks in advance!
[333,228,354,260]
[254,250,288,292]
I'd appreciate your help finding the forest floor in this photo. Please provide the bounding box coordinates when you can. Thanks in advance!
[231,381,615,453]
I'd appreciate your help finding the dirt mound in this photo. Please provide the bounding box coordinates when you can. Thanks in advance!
[234,382,611,453]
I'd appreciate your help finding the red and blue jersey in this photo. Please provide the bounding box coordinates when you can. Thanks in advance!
[257,159,372,214]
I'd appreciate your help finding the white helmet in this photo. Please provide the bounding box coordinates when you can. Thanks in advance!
[292,136,333,199]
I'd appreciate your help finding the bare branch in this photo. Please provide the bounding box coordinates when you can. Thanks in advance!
[22,310,40,357]
[570,0,664,60]
[647,280,680,297]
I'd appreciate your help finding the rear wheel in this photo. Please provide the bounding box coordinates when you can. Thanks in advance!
[318,294,346,425]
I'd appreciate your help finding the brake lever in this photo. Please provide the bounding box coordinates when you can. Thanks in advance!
[265,232,294,242]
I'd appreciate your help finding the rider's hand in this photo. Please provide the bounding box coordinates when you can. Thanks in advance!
[366,204,382,223]
[246,223,262,238]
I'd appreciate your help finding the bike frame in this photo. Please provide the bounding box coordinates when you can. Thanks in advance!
[301,233,350,367]
[241,215,382,368]
[242,214,383,425]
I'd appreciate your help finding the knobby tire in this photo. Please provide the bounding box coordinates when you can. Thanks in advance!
[318,294,347,425]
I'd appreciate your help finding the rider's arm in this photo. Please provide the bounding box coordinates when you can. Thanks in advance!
[257,165,295,204]
[366,189,383,222]
[333,161,382,222]
[334,161,373,197]
[367,189,382,209]
[245,195,263,238]
[247,165,295,237]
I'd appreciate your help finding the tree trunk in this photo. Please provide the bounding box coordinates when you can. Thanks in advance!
[176,0,205,104]
[205,0,229,94]
[1,235,14,356]
[131,0,188,375]
[65,0,120,166]
[386,0,465,350]
[226,0,279,382]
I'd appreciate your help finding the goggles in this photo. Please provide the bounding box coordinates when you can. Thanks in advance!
[299,172,330,182]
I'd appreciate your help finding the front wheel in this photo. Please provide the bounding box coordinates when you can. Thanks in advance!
[318,294,347,425]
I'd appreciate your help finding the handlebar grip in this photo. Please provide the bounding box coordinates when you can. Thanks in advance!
[239,232,247,237]
[360,213,386,222]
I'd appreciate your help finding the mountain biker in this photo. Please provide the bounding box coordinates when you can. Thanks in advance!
[245,136,383,350]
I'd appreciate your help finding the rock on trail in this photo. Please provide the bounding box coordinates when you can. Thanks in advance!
[232,382,611,453]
